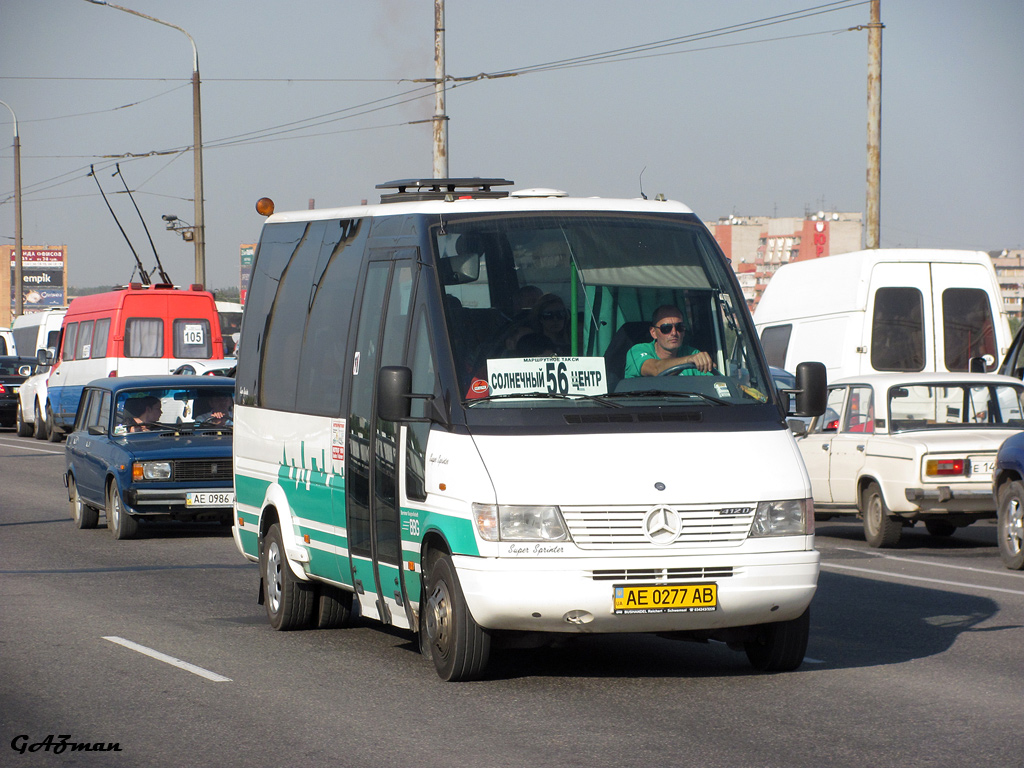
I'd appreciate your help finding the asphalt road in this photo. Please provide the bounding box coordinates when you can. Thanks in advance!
[1,432,1022,768]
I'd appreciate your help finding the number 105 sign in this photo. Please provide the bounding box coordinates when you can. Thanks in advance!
[486,357,608,397]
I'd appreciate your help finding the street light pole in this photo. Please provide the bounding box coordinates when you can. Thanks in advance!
[85,0,206,287]
[0,100,23,318]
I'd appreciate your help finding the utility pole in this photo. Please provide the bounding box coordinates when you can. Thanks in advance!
[0,100,22,318]
[433,0,448,178]
[866,0,882,249]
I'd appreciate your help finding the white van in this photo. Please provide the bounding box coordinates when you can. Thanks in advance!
[754,249,1010,381]
[12,308,67,359]
[232,178,827,681]
[0,327,14,356]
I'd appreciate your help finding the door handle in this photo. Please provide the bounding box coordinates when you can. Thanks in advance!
[857,444,865,452]
[821,444,829,451]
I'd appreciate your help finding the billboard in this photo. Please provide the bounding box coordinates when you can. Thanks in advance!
[3,245,68,323]
[240,243,255,304]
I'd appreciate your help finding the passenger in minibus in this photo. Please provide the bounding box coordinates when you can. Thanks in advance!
[624,305,714,378]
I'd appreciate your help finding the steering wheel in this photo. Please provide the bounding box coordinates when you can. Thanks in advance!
[657,362,697,376]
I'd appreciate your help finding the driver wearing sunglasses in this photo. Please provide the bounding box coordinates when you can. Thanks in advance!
[623,305,714,378]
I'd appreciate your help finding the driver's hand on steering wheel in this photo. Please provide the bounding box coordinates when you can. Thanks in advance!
[687,350,714,372]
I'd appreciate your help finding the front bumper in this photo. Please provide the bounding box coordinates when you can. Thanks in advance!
[122,485,234,520]
[453,549,820,634]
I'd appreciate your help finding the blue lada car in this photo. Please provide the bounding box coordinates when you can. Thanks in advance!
[64,376,234,539]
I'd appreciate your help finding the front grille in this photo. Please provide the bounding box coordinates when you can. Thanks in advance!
[562,504,755,549]
[590,566,735,581]
[173,458,232,482]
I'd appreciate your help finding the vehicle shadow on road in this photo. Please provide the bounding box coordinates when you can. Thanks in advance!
[806,568,1013,670]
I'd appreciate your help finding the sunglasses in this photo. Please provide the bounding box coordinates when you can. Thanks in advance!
[540,310,566,320]
[655,322,686,334]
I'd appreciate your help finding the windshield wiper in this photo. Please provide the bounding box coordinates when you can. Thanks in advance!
[465,391,622,408]
[604,390,731,406]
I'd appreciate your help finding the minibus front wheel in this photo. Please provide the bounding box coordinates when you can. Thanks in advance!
[744,607,810,672]
[260,523,314,630]
[421,552,491,682]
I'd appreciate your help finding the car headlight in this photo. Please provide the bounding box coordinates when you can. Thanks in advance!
[132,461,172,481]
[749,498,813,537]
[472,503,569,542]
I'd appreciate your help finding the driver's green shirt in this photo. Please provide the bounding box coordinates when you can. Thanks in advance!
[624,340,708,378]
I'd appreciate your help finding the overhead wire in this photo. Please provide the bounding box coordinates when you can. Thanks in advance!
[0,1,869,205]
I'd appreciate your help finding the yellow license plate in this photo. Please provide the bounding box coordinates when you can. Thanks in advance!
[613,583,717,614]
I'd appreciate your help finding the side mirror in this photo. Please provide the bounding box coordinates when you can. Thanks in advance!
[37,347,55,366]
[88,425,106,436]
[787,418,808,436]
[377,365,446,427]
[18,365,32,376]
[793,361,827,418]
[377,366,413,422]
[969,355,987,373]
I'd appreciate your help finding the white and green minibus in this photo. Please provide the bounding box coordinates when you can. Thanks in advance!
[232,178,826,681]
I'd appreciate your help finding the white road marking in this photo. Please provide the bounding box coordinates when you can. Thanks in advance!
[821,562,1024,596]
[835,546,1024,580]
[0,438,64,455]
[103,636,232,682]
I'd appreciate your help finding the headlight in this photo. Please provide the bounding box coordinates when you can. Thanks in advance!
[132,461,172,481]
[749,499,813,537]
[472,503,569,542]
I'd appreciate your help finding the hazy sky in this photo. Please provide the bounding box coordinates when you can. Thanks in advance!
[2,0,1022,290]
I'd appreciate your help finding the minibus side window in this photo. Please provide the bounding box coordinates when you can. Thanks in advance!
[405,307,436,502]
[347,263,392,558]
[125,318,164,358]
[760,325,792,369]
[261,221,325,411]
[372,263,416,563]
[294,219,363,416]
[92,318,110,358]
[62,322,79,362]
[172,318,212,359]
[871,288,924,371]
[235,222,308,405]
[75,320,94,360]
[942,288,995,372]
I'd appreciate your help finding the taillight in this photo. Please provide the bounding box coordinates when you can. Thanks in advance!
[925,458,966,477]
[108,370,118,377]
[0,384,6,394]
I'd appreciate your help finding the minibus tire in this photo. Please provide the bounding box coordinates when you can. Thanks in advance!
[862,482,902,548]
[33,403,48,440]
[69,475,98,529]
[107,481,138,540]
[744,607,810,672]
[315,584,354,629]
[261,523,314,630]
[422,553,491,682]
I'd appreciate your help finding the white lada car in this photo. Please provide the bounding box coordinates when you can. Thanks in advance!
[794,372,1024,547]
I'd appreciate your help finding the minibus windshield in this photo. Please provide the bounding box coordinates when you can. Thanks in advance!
[432,212,773,408]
